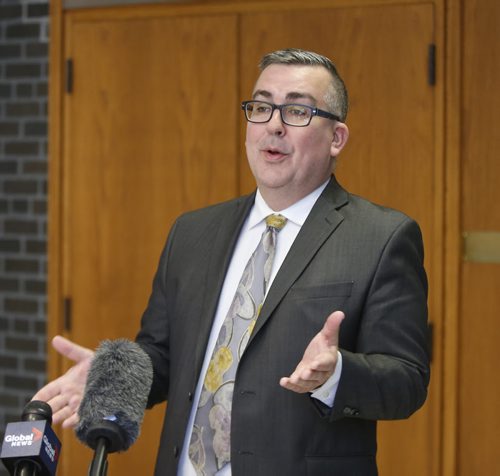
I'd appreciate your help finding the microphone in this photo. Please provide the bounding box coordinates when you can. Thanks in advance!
[1,400,61,476]
[75,339,153,476]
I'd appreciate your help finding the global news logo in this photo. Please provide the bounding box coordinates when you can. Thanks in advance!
[4,428,43,447]
[43,434,59,462]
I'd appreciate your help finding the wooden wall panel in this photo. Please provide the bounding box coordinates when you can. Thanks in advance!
[459,0,500,474]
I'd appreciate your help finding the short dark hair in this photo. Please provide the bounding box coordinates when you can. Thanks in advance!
[259,48,348,122]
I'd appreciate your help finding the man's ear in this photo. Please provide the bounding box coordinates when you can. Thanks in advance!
[330,123,349,157]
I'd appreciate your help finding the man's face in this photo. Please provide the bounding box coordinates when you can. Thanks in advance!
[245,64,347,209]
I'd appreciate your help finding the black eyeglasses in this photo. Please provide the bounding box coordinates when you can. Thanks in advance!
[241,100,341,127]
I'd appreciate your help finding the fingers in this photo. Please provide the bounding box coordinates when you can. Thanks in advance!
[32,374,67,404]
[52,335,94,364]
[321,311,345,347]
[280,353,337,393]
[280,370,331,394]
[53,405,79,428]
[47,389,84,428]
[62,412,80,429]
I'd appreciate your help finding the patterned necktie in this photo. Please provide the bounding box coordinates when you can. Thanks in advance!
[189,214,287,475]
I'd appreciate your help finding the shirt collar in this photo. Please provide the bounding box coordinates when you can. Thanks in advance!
[246,179,330,230]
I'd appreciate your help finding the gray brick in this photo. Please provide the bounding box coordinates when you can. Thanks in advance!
[0,394,19,408]
[34,320,46,334]
[26,43,48,58]
[0,160,17,173]
[0,122,19,136]
[5,63,42,79]
[0,2,49,435]
[28,4,49,17]
[32,199,46,214]
[16,83,33,97]
[5,410,23,424]
[4,219,38,235]
[24,121,47,136]
[0,278,19,292]
[25,279,46,294]
[5,102,39,117]
[12,200,28,213]
[3,179,38,194]
[23,358,46,373]
[3,375,38,391]
[4,299,38,314]
[5,258,39,273]
[5,142,39,155]
[13,318,30,333]
[36,82,47,96]
[0,239,20,253]
[5,337,39,353]
[6,23,40,39]
[0,83,11,98]
[0,6,22,19]
[0,317,9,331]
[0,44,21,59]
[23,160,47,174]
[26,240,46,254]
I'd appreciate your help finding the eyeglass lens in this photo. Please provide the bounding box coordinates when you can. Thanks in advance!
[245,102,312,126]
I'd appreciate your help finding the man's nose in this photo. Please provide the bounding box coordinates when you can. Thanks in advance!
[266,108,285,134]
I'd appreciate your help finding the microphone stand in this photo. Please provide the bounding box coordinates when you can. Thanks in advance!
[88,439,109,476]
[85,420,124,476]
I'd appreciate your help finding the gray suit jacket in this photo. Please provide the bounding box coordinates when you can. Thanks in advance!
[136,176,430,476]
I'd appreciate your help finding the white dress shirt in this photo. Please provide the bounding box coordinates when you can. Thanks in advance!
[178,181,342,475]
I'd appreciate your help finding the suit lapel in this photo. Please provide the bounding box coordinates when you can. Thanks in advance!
[249,177,349,342]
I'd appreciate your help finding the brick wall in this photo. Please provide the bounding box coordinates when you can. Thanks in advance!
[0,0,49,470]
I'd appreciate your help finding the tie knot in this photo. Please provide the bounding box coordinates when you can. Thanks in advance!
[265,214,287,231]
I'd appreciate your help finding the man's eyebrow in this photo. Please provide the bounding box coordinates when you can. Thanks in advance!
[285,92,317,104]
[252,89,317,104]
[252,89,272,99]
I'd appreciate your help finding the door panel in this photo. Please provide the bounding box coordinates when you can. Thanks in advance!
[459,0,500,474]
[62,12,238,475]
[239,4,438,476]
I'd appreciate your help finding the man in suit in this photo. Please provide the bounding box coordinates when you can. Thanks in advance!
[34,49,430,475]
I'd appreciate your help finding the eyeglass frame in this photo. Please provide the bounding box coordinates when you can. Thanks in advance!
[241,100,341,127]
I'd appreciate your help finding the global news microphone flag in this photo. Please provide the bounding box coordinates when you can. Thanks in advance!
[1,419,61,476]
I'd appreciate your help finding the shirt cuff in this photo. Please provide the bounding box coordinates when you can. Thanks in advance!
[310,351,342,408]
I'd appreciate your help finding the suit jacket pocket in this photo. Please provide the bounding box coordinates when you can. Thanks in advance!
[306,455,377,476]
[282,282,354,335]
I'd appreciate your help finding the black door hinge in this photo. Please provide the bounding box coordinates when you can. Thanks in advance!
[63,297,72,332]
[428,44,436,86]
[65,58,73,94]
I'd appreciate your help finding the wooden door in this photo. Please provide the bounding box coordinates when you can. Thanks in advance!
[459,0,500,474]
[54,2,441,476]
[238,4,440,476]
[61,11,238,475]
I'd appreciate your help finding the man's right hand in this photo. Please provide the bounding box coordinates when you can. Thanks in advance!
[32,336,94,428]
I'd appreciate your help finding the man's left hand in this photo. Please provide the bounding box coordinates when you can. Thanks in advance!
[280,311,344,393]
